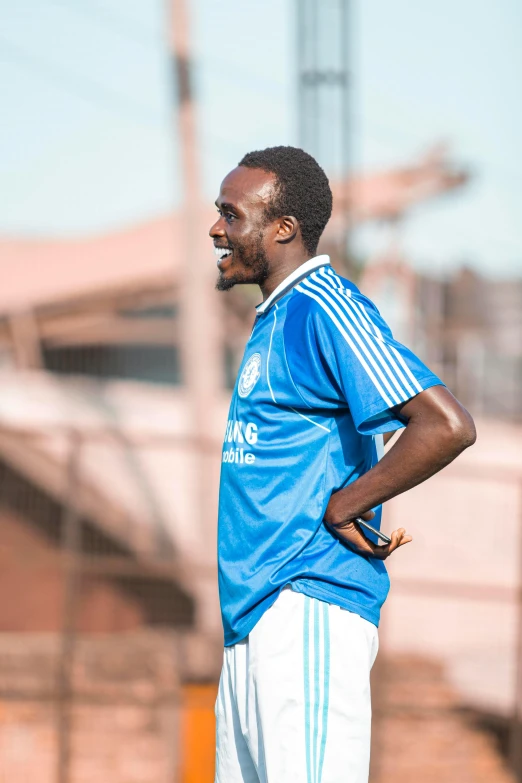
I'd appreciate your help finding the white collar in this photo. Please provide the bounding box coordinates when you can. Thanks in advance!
[255,255,331,314]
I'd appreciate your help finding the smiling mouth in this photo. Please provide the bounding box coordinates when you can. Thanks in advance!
[215,247,233,269]
[214,246,232,262]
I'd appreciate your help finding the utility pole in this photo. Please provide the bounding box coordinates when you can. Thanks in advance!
[297,0,352,272]
[167,0,222,631]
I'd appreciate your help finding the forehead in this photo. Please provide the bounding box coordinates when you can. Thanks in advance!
[218,166,276,211]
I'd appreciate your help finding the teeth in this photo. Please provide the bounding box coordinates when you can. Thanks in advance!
[214,247,232,259]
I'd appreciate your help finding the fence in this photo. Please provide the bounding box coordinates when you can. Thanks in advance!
[0,423,220,783]
[0,420,521,782]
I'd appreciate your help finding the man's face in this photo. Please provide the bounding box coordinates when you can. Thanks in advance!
[209,166,277,291]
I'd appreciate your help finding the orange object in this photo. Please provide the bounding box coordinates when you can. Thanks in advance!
[181,683,218,783]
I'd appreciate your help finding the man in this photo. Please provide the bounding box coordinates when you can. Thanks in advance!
[210,146,476,783]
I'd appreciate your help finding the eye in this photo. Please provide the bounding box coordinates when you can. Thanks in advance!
[216,206,236,223]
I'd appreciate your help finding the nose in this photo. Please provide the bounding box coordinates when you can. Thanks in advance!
[209,216,226,239]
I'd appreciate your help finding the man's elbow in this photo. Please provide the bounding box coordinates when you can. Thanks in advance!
[441,406,477,454]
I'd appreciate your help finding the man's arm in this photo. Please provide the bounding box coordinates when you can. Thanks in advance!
[323,385,476,558]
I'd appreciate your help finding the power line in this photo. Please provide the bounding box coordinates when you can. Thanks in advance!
[0,35,168,126]
[55,0,162,47]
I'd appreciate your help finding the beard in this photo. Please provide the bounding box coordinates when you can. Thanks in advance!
[216,232,270,292]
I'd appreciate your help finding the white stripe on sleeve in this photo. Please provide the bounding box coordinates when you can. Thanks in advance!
[295,284,395,408]
[300,278,406,405]
[323,268,423,394]
[312,271,418,398]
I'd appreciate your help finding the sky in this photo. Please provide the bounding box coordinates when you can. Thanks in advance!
[1,0,521,276]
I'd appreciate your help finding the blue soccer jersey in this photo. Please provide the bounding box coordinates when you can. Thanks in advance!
[218,255,442,646]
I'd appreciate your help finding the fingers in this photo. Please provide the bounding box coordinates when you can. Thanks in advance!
[327,518,412,560]
[345,521,375,552]
[330,520,376,555]
[392,528,413,548]
[373,528,413,560]
[358,509,376,522]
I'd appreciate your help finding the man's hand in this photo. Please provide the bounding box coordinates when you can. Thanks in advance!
[325,509,412,560]
[322,387,475,544]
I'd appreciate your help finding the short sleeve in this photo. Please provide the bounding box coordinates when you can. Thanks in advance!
[287,275,444,435]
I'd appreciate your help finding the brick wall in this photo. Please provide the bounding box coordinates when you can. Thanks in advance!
[0,632,180,783]
[0,621,515,781]
[0,508,144,633]
[371,655,516,783]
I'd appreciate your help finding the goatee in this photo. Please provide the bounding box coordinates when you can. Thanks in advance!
[216,236,270,291]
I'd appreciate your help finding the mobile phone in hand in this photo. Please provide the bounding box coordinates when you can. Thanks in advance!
[355,517,392,545]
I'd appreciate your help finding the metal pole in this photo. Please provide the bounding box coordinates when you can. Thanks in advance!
[168,0,222,538]
[56,431,82,783]
[296,0,352,272]
[310,0,319,158]
[297,0,306,149]
[297,0,320,157]
[340,0,352,271]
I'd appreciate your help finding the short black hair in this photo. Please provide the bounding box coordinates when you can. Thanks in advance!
[238,146,332,255]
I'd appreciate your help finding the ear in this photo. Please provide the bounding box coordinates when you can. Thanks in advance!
[275,216,299,244]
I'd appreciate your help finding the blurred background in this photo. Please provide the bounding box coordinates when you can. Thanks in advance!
[0,0,521,781]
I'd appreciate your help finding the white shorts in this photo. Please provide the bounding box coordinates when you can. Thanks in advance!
[215,587,379,783]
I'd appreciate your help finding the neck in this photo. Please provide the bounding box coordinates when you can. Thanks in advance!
[260,253,313,301]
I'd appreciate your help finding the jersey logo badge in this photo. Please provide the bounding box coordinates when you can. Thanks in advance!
[238,353,261,398]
